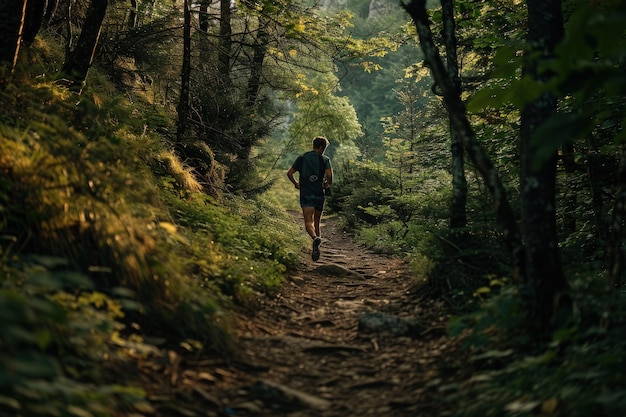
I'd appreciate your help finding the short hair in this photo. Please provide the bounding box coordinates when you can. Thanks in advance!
[312,136,329,151]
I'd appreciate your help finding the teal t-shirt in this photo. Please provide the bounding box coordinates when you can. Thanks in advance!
[292,151,331,196]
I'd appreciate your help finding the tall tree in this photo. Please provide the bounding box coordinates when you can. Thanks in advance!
[441,0,467,228]
[404,0,572,329]
[127,0,139,29]
[23,0,47,44]
[0,0,47,74]
[199,0,212,33]
[60,0,109,93]
[218,0,232,87]
[519,0,568,325]
[245,18,269,110]
[176,0,192,142]
[0,0,27,70]
[401,0,525,278]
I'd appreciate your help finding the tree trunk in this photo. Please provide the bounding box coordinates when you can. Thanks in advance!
[218,0,231,87]
[586,145,611,263]
[402,0,524,280]
[176,0,192,142]
[520,0,568,326]
[441,0,467,228]
[60,0,108,93]
[64,0,72,59]
[199,0,212,33]
[246,20,269,109]
[561,142,577,235]
[23,0,47,44]
[0,0,47,74]
[608,145,626,288]
[44,0,58,23]
[127,0,138,29]
[0,0,26,70]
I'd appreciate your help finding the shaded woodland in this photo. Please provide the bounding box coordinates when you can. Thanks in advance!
[1,0,625,416]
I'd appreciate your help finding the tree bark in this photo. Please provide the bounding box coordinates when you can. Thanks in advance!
[0,0,26,70]
[608,145,626,288]
[176,0,192,142]
[199,0,212,33]
[520,0,568,325]
[246,20,269,109]
[441,0,467,228]
[402,0,524,280]
[60,0,108,93]
[127,0,138,29]
[561,142,577,235]
[44,0,58,23]
[586,142,611,267]
[0,0,47,74]
[23,0,47,44]
[218,0,232,87]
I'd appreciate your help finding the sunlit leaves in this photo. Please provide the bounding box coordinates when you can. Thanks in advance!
[0,281,143,416]
[293,72,320,97]
[360,61,382,73]
[288,72,362,145]
[285,17,307,38]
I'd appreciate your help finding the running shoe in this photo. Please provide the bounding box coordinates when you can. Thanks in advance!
[312,237,322,261]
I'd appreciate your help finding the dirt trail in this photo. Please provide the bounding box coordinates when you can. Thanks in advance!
[143,213,464,417]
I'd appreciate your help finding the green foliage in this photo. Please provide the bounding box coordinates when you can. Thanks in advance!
[336,6,423,151]
[0,266,150,417]
[445,281,626,417]
[1,33,307,415]
[448,285,527,347]
[287,71,363,148]
[163,191,302,294]
[530,1,626,165]
[467,1,626,168]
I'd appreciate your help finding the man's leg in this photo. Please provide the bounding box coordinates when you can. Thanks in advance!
[313,208,323,238]
[302,206,317,239]
[311,207,323,261]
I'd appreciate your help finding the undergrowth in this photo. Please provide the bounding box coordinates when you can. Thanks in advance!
[442,282,626,417]
[0,40,303,416]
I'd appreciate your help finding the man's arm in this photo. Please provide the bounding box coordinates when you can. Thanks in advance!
[324,167,332,189]
[287,167,300,189]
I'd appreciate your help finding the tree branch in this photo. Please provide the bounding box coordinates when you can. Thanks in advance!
[402,0,525,280]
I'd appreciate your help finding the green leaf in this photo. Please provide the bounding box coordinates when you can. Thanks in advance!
[68,405,95,417]
[491,45,522,79]
[512,76,547,108]
[0,395,21,410]
[13,354,59,378]
[473,349,514,361]
[531,112,592,168]
[467,83,510,113]
[552,327,578,343]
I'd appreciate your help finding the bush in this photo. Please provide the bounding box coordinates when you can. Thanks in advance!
[1,42,306,415]
[444,281,626,417]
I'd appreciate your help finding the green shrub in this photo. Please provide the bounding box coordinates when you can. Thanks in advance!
[444,281,626,417]
[0,264,149,417]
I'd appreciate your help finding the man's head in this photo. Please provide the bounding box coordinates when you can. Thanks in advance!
[312,136,329,152]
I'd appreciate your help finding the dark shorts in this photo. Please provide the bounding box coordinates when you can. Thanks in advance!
[300,194,325,211]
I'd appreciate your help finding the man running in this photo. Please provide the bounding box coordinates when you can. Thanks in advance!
[287,136,333,261]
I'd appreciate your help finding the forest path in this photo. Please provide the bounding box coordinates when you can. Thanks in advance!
[145,213,465,417]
